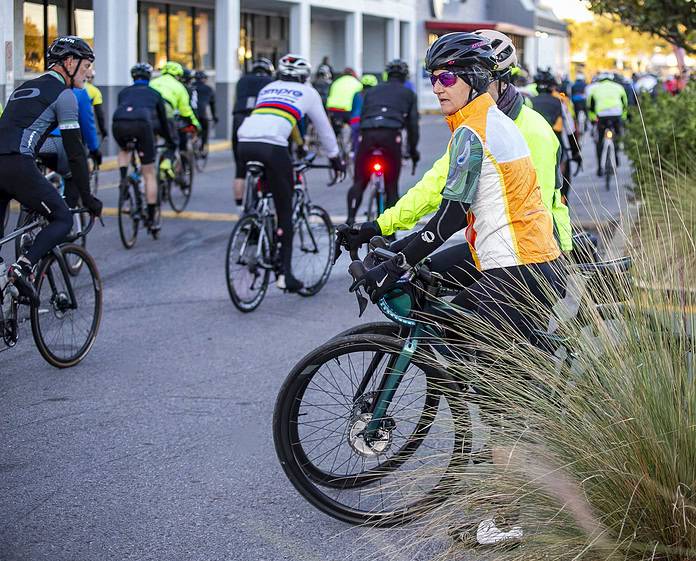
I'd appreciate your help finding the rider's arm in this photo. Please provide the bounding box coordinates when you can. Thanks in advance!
[209,86,218,121]
[620,86,628,120]
[56,90,90,201]
[305,86,339,158]
[176,84,201,129]
[588,92,597,121]
[75,88,99,152]
[93,103,107,138]
[399,127,482,266]
[375,149,449,236]
[155,94,176,147]
[405,91,420,153]
[552,144,573,252]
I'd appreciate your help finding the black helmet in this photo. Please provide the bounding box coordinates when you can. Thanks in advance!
[194,70,207,81]
[534,68,558,91]
[182,67,193,83]
[46,35,95,67]
[425,32,496,93]
[130,62,153,81]
[251,57,274,75]
[385,59,409,79]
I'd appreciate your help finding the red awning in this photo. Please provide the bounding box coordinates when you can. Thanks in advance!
[425,20,535,37]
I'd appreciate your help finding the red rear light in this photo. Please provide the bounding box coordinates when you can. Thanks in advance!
[373,163,382,172]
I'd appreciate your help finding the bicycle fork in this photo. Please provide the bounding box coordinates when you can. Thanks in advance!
[357,325,424,443]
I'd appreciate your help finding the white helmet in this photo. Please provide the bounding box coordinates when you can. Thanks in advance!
[278,54,311,82]
[475,29,517,73]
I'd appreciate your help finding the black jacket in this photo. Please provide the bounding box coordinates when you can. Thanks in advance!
[233,74,274,116]
[360,78,419,152]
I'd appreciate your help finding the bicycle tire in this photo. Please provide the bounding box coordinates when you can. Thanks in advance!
[118,181,139,249]
[169,154,193,213]
[364,177,378,222]
[604,141,614,192]
[294,204,334,297]
[31,244,102,368]
[273,334,468,526]
[226,214,271,312]
[194,140,209,173]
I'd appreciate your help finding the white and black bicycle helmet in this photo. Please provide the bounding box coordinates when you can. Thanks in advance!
[46,35,95,67]
[475,29,517,81]
[278,54,311,83]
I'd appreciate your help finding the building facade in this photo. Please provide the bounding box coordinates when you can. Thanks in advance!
[0,0,568,145]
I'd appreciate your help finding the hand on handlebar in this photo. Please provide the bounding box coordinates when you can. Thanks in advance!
[83,194,103,217]
[334,221,381,263]
[351,252,407,303]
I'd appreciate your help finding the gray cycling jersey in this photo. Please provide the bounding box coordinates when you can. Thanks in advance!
[0,71,80,157]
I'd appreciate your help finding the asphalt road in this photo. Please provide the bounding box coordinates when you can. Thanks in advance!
[0,113,626,561]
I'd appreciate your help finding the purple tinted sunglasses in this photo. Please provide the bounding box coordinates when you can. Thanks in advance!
[430,71,461,88]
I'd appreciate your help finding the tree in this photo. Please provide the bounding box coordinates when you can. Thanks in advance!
[587,0,696,54]
[568,17,669,76]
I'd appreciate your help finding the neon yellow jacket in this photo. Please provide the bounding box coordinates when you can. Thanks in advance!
[85,82,103,105]
[326,75,362,112]
[377,101,573,252]
[587,80,627,121]
[149,74,201,128]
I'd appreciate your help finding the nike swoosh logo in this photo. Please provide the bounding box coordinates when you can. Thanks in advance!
[376,273,389,288]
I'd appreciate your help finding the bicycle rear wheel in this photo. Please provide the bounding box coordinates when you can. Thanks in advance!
[118,181,140,249]
[273,334,466,526]
[604,141,615,191]
[193,139,209,172]
[169,154,193,213]
[293,204,334,297]
[31,244,102,368]
[226,214,271,312]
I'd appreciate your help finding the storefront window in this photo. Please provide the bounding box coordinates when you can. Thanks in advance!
[24,1,44,73]
[24,0,84,74]
[139,2,214,71]
[194,9,214,69]
[168,7,192,68]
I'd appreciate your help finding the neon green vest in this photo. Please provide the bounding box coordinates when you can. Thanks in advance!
[326,75,363,111]
[514,105,572,251]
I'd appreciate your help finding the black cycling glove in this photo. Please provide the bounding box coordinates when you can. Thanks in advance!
[330,155,346,174]
[361,252,409,303]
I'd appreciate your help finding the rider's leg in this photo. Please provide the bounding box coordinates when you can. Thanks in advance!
[596,117,607,174]
[382,131,403,209]
[138,124,158,222]
[232,114,245,206]
[1,155,72,302]
[346,136,371,224]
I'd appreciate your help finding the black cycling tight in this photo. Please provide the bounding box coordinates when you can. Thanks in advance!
[0,155,72,265]
[237,142,295,274]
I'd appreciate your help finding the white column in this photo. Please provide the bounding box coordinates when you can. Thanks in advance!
[0,0,14,102]
[386,18,400,62]
[345,11,363,75]
[215,0,240,139]
[93,0,137,88]
[289,1,311,59]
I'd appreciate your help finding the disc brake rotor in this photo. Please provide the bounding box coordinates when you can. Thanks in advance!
[348,413,393,457]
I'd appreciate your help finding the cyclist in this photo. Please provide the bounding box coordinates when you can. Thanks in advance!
[348,73,378,153]
[38,79,101,208]
[192,70,218,151]
[530,69,581,200]
[112,62,177,228]
[312,65,332,106]
[346,59,419,225]
[84,68,108,140]
[571,73,588,131]
[349,32,561,545]
[588,72,627,176]
[325,68,362,135]
[231,57,275,207]
[236,53,345,292]
[149,61,201,175]
[0,35,102,303]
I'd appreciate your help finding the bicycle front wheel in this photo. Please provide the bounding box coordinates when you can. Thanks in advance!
[273,334,465,527]
[293,204,334,297]
[225,214,271,312]
[118,181,139,249]
[169,154,193,213]
[31,244,102,368]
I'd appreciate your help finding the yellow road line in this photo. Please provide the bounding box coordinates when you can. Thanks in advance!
[101,207,239,221]
[100,139,231,171]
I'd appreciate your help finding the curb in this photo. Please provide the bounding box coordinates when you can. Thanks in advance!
[99,139,231,172]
